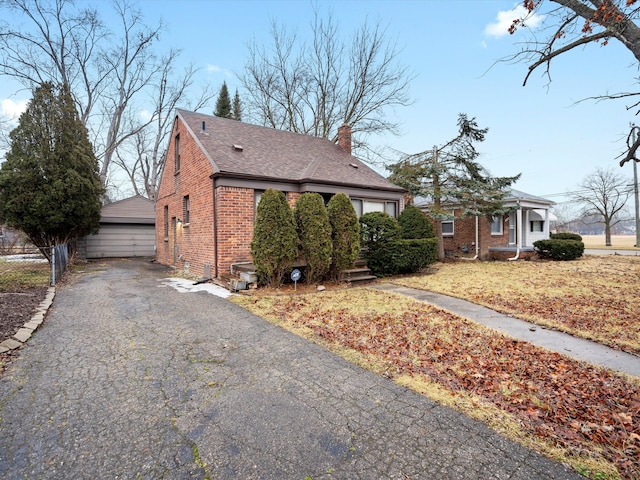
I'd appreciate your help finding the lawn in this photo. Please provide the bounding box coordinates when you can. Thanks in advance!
[231,255,640,480]
[391,255,640,355]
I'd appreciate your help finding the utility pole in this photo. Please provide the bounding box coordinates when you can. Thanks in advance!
[633,127,640,247]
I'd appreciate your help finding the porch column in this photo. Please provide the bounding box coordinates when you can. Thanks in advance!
[544,209,550,238]
[516,207,523,249]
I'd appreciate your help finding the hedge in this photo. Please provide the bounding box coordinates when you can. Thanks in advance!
[366,238,438,276]
[550,232,583,242]
[533,239,584,261]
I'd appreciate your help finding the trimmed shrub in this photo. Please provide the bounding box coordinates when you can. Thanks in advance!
[551,232,583,242]
[327,193,360,280]
[293,192,332,283]
[398,204,435,239]
[250,189,298,287]
[534,239,584,261]
[359,211,401,248]
[367,238,438,276]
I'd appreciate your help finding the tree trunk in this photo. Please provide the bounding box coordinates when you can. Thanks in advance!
[605,219,612,247]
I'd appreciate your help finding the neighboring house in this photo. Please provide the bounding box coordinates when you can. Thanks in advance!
[155,109,406,280]
[415,188,554,260]
[78,195,156,259]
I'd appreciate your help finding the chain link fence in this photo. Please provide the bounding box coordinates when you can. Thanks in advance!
[0,227,70,288]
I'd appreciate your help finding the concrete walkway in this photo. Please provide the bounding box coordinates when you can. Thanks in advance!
[373,283,640,378]
[0,259,582,479]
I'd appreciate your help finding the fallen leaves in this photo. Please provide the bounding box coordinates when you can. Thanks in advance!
[392,256,640,355]
[232,287,640,479]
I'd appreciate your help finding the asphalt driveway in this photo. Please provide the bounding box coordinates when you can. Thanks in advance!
[0,259,582,479]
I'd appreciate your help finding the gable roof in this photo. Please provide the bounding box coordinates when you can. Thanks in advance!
[101,195,155,224]
[413,188,553,209]
[177,109,404,192]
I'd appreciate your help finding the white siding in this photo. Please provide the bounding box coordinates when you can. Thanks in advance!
[85,224,155,258]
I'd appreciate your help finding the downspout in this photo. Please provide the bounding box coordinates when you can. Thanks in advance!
[508,201,521,261]
[212,176,218,279]
[461,215,479,260]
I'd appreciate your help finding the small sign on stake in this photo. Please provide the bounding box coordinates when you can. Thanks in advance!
[291,268,301,290]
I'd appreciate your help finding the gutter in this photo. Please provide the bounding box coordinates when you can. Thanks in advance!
[508,201,521,261]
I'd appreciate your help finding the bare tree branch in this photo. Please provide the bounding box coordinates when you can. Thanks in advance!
[240,8,414,164]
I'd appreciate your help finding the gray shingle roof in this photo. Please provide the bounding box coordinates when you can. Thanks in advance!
[177,109,404,192]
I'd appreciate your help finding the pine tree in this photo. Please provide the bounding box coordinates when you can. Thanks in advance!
[214,81,232,118]
[387,114,519,261]
[0,82,103,261]
[232,88,242,121]
[250,189,297,287]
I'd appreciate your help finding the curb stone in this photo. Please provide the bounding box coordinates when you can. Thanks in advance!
[3,286,56,351]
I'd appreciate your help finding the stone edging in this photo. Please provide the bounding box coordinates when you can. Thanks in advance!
[0,286,55,353]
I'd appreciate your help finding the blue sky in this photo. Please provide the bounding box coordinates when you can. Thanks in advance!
[2,0,638,205]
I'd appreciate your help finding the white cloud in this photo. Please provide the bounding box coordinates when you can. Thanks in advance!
[139,109,152,121]
[206,64,232,77]
[1,98,28,119]
[484,5,545,38]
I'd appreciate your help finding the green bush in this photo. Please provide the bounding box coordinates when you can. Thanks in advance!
[359,211,401,248]
[398,204,435,239]
[550,232,583,242]
[293,193,332,283]
[366,238,438,276]
[533,239,584,261]
[250,189,298,287]
[327,193,360,280]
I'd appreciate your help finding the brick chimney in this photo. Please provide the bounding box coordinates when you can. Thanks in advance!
[337,123,352,154]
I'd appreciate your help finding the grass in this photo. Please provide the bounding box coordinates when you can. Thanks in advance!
[581,235,639,250]
[231,256,640,479]
[0,257,50,290]
[390,255,640,355]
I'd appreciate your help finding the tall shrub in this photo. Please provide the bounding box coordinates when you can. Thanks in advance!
[294,192,332,283]
[327,193,360,280]
[398,204,435,239]
[250,189,297,287]
[359,211,401,248]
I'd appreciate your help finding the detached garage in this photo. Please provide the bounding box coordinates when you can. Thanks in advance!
[79,196,155,259]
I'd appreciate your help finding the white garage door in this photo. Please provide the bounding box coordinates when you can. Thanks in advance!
[85,224,156,258]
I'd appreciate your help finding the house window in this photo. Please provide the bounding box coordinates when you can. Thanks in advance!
[254,190,263,219]
[441,219,454,236]
[350,198,398,218]
[183,195,190,224]
[530,220,543,232]
[385,202,397,217]
[491,215,503,235]
[351,199,362,217]
[163,205,169,239]
[175,134,181,173]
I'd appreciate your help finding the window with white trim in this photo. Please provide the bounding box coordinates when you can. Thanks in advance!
[530,220,543,232]
[491,215,503,235]
[441,219,454,236]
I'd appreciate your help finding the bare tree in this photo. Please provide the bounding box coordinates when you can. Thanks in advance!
[0,0,208,197]
[507,1,640,165]
[240,9,413,163]
[114,60,214,199]
[572,167,632,245]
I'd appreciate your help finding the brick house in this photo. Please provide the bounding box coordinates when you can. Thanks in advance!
[155,109,406,279]
[415,188,554,260]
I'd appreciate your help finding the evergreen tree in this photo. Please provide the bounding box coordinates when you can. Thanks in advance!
[388,114,519,261]
[250,189,297,287]
[293,193,332,283]
[214,81,232,118]
[232,88,242,121]
[327,193,360,280]
[0,82,103,261]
